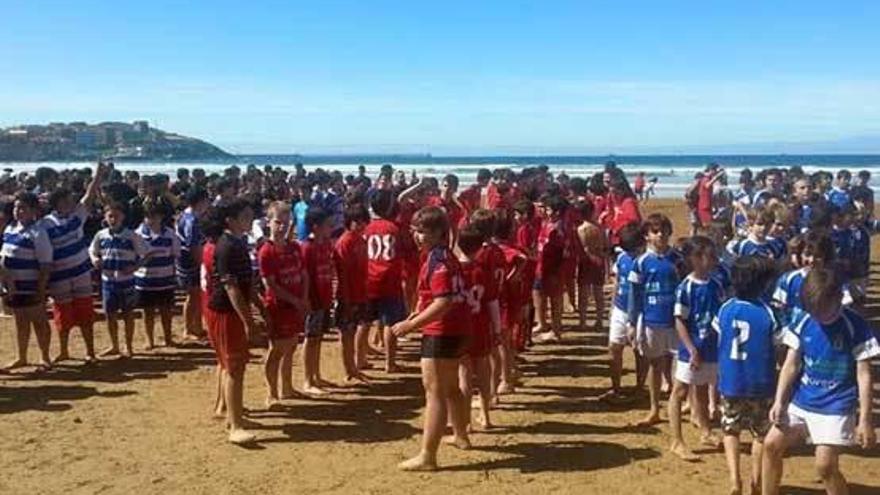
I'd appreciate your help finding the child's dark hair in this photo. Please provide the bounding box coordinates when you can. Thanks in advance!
[185,187,209,207]
[543,194,568,216]
[618,222,645,253]
[494,209,515,240]
[14,191,40,210]
[512,199,535,219]
[218,198,251,228]
[442,174,459,191]
[369,189,395,219]
[457,224,485,256]
[343,204,370,228]
[413,206,449,239]
[642,213,673,236]
[802,230,835,265]
[801,268,843,317]
[681,235,716,259]
[469,209,496,238]
[105,201,127,215]
[305,206,331,230]
[574,200,594,221]
[731,255,778,300]
[143,198,169,219]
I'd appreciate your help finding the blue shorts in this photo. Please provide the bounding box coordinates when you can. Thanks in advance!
[103,286,137,314]
[177,272,199,290]
[305,309,329,338]
[367,297,407,326]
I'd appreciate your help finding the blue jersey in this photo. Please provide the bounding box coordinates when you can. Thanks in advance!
[674,275,724,363]
[175,207,202,278]
[612,251,636,310]
[727,237,781,260]
[848,224,870,278]
[784,309,880,415]
[795,203,812,233]
[90,227,148,291]
[39,204,93,286]
[767,237,787,258]
[772,268,808,326]
[628,247,681,329]
[0,221,53,295]
[711,259,733,296]
[293,201,310,241]
[830,227,853,274]
[826,187,853,211]
[135,223,180,292]
[713,298,780,398]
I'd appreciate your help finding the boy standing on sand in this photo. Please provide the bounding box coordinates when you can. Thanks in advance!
[177,187,210,344]
[301,207,336,394]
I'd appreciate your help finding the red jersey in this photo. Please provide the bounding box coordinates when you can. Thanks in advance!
[460,259,491,355]
[515,222,537,256]
[458,184,483,214]
[417,246,470,337]
[536,218,565,278]
[486,183,512,210]
[257,240,306,308]
[474,242,505,303]
[334,229,368,304]
[497,242,528,307]
[363,218,404,299]
[302,238,335,309]
[426,195,465,231]
[201,240,216,302]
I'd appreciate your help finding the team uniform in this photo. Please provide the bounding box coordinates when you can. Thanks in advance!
[90,227,148,314]
[726,237,784,260]
[772,268,808,327]
[535,218,565,297]
[1,221,53,308]
[334,230,369,331]
[200,240,216,340]
[627,247,681,359]
[417,246,470,359]
[134,223,181,308]
[363,218,407,326]
[258,240,306,339]
[848,223,871,299]
[781,309,880,445]
[497,242,528,349]
[41,205,95,330]
[474,241,505,338]
[609,250,636,346]
[673,275,724,385]
[175,207,202,289]
[460,259,492,357]
[732,188,752,237]
[713,298,781,436]
[826,187,853,212]
[302,238,335,337]
[207,233,252,370]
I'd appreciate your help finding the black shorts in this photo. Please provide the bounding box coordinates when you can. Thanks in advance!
[5,294,40,308]
[137,289,176,308]
[420,335,465,359]
[335,302,369,331]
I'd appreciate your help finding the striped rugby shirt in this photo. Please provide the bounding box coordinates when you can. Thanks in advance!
[175,207,202,280]
[135,223,180,292]
[90,227,148,291]
[1,220,53,295]
[40,204,93,288]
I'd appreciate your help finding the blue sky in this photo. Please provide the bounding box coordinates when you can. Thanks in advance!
[2,1,879,154]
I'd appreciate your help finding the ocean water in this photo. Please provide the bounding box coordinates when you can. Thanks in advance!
[3,154,879,198]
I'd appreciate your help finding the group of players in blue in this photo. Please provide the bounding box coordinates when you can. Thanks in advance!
[608,167,879,495]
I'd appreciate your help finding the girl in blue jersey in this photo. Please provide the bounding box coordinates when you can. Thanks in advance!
[762,268,879,495]
[601,223,644,403]
[668,236,724,461]
[90,203,149,357]
[627,213,681,426]
[714,256,780,495]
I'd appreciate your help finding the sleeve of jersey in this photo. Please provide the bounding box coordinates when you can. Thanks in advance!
[429,263,456,299]
[771,276,788,307]
[781,314,805,350]
[34,228,54,265]
[673,282,689,319]
[849,312,880,361]
[711,314,720,334]
[257,244,275,278]
[627,260,643,323]
[215,242,232,283]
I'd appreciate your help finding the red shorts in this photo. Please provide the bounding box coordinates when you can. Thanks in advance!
[266,304,303,340]
[577,257,606,286]
[207,310,249,371]
[467,326,493,358]
[53,296,95,332]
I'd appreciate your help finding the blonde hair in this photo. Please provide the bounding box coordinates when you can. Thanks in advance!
[266,201,290,218]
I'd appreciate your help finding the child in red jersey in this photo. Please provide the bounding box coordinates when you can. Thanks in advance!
[512,199,538,347]
[301,207,336,395]
[426,174,466,245]
[493,211,529,386]
[334,204,371,383]
[533,194,568,343]
[392,206,471,471]
[574,200,608,331]
[200,211,225,420]
[364,190,408,373]
[258,202,309,408]
[469,209,510,395]
[457,225,494,429]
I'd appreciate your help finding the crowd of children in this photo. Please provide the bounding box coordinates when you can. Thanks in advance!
[0,160,877,490]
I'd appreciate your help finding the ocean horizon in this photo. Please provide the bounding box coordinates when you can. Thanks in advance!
[4,153,880,198]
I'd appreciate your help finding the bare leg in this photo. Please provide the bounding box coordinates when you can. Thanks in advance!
[473,356,493,428]
[355,323,370,369]
[6,310,32,368]
[608,343,624,393]
[578,282,588,328]
[159,305,173,347]
[532,289,547,332]
[80,322,96,361]
[56,328,71,362]
[225,364,255,443]
[279,339,297,398]
[591,284,604,331]
[668,381,698,461]
[723,434,743,495]
[122,313,135,356]
[264,339,283,403]
[638,357,663,426]
[383,326,399,373]
[212,364,225,418]
[102,315,120,356]
[144,306,156,349]
[302,336,325,394]
[762,424,807,495]
[750,437,764,494]
[815,445,847,495]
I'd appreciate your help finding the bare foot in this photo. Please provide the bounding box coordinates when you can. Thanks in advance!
[212,410,226,421]
[442,435,471,450]
[228,428,256,444]
[302,384,328,396]
[345,373,370,385]
[52,353,70,364]
[474,415,493,430]
[265,398,284,411]
[670,441,700,462]
[728,482,742,495]
[144,343,155,352]
[99,347,120,357]
[635,412,661,427]
[316,378,336,389]
[34,361,53,373]
[385,364,402,374]
[280,388,300,400]
[398,454,437,472]
[700,433,722,448]
[497,381,515,395]
[3,358,28,371]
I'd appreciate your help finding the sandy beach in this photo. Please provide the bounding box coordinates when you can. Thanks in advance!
[1,198,878,495]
